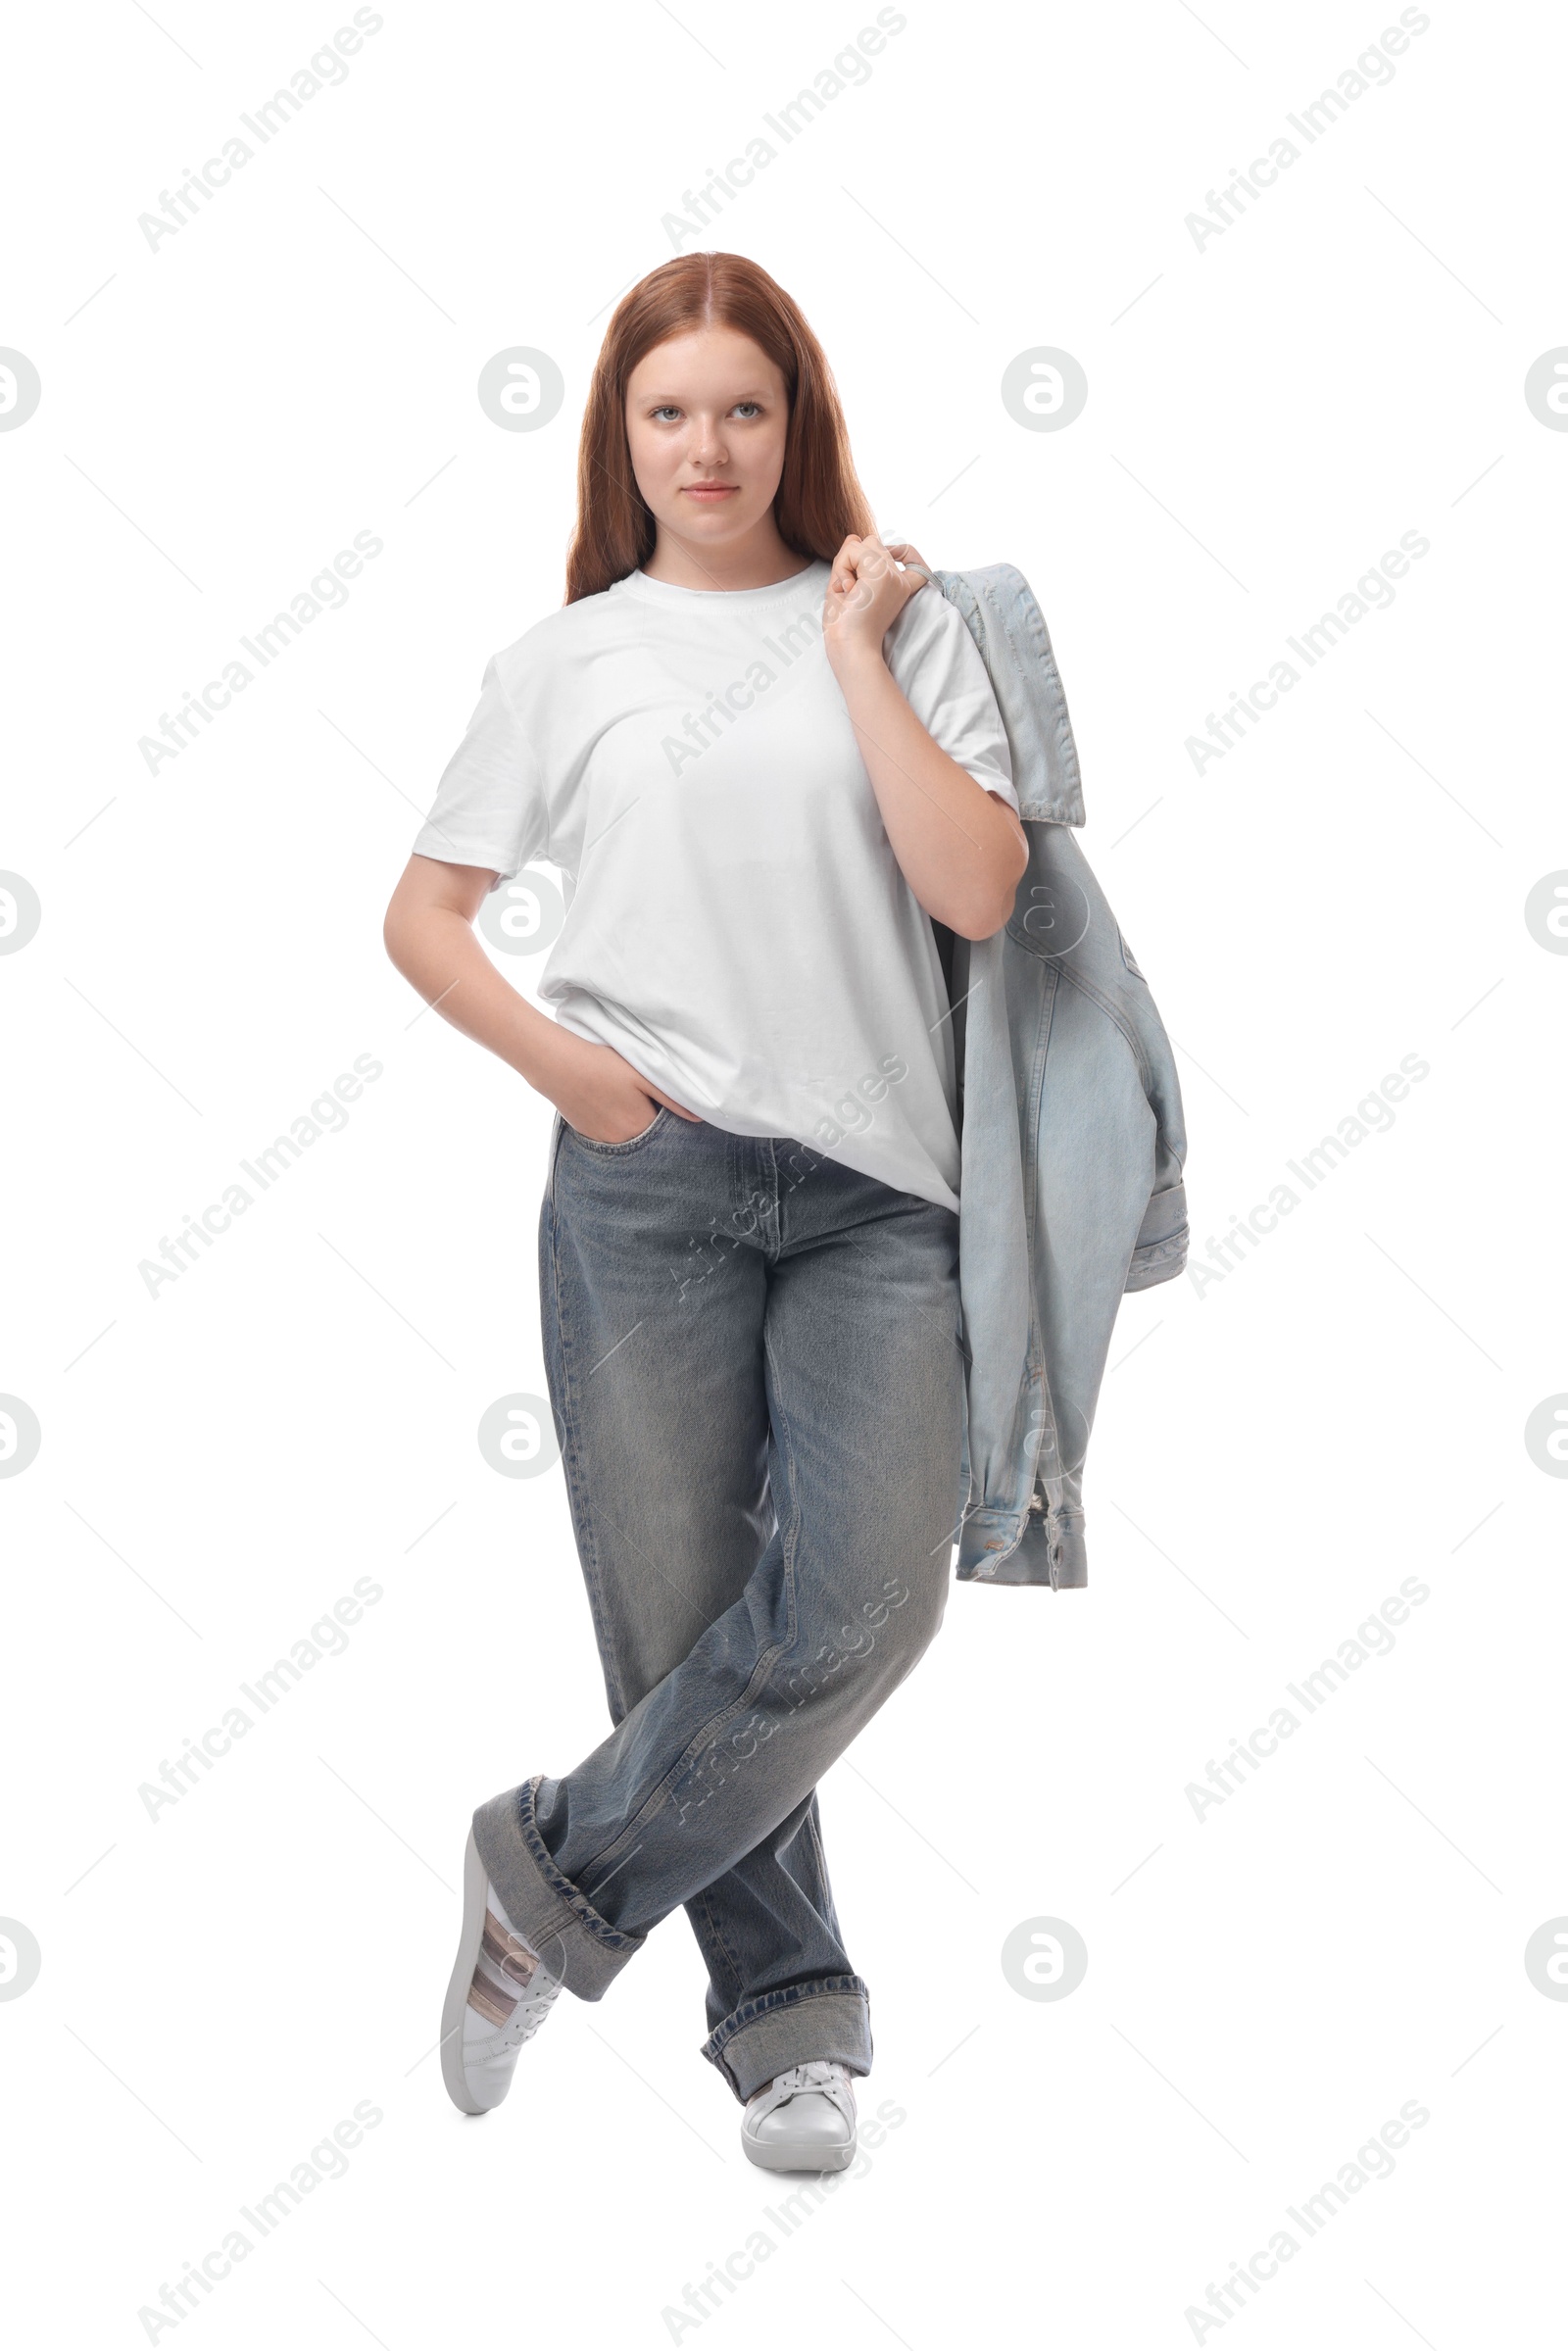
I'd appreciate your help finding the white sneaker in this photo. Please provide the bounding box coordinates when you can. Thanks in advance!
[440,1829,562,2116]
[741,2061,858,2173]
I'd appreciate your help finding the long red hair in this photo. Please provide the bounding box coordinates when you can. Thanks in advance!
[564,253,875,605]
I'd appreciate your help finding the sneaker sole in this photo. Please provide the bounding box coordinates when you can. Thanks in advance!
[439,1829,495,2117]
[740,2129,857,2175]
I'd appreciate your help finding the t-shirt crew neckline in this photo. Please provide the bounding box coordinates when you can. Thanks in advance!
[615,561,827,608]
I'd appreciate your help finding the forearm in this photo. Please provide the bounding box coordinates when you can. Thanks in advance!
[831,647,1027,938]
[383,898,571,1097]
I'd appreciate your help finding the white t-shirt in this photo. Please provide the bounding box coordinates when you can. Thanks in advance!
[413,558,1017,1213]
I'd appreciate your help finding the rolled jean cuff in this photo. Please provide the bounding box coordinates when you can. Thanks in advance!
[702,1981,873,2104]
[470,1775,645,2001]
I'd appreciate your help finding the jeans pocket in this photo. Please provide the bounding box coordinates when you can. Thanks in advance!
[566,1106,669,1155]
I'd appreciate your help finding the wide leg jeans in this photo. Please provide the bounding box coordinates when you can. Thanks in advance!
[471,1109,964,2103]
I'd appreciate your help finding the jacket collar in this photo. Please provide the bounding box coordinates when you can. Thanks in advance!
[932,564,1087,828]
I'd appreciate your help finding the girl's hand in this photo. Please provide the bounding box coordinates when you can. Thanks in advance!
[384,853,708,1134]
[822,531,931,673]
[544,1028,702,1144]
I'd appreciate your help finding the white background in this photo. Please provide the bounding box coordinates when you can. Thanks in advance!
[2,1,1563,2343]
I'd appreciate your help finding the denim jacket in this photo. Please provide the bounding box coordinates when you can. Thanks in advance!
[929,564,1189,1590]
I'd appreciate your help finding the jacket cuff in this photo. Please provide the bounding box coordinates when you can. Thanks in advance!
[956,1505,1088,1588]
[1127,1181,1189,1291]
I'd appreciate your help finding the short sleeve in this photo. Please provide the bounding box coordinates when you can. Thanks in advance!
[411,658,548,889]
[884,586,1019,814]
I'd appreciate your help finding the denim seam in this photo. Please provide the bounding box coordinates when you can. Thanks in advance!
[1018,959,1054,1273]
[760,1309,804,1660]
[566,1106,668,1156]
[704,1976,871,2057]
[1046,959,1155,1097]
[1014,965,1057,1530]
[690,1883,744,1990]
[803,1804,838,1937]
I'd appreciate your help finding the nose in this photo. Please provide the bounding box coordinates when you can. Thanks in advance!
[686,412,726,466]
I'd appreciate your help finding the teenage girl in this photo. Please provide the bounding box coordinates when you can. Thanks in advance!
[383,251,1026,2171]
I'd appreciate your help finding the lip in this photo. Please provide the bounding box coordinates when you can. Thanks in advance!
[682,484,739,499]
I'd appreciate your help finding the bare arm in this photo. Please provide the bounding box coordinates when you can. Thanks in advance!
[382,855,701,1142]
[823,533,1029,941]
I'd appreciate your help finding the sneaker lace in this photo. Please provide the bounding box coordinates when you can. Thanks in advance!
[495,1974,562,2051]
[748,2060,857,2126]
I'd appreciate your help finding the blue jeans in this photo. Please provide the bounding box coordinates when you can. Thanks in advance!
[471,1108,964,2102]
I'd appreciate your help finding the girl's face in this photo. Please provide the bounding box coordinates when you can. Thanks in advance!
[624,326,790,558]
